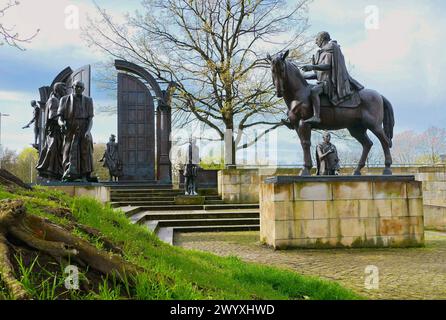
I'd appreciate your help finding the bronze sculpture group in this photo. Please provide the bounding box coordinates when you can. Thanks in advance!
[29,80,121,182]
[269,31,394,176]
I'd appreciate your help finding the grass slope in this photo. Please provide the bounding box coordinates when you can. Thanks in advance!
[0,185,362,300]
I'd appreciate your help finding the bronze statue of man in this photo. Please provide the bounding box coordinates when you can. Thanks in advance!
[183,138,199,196]
[316,132,340,176]
[22,100,41,149]
[301,31,364,125]
[99,134,121,182]
[58,80,95,182]
[36,82,67,180]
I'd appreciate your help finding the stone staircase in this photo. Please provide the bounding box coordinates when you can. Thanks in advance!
[111,184,259,245]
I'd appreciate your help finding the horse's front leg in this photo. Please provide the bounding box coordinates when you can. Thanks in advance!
[297,121,312,176]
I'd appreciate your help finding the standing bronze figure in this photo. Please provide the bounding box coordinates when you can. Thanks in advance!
[99,134,121,182]
[268,32,394,176]
[316,132,340,176]
[36,82,67,180]
[22,100,41,149]
[58,81,95,182]
[184,139,199,196]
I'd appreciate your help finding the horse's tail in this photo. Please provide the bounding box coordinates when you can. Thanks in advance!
[382,95,394,148]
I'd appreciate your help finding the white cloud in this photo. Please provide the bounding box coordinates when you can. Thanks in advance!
[306,0,446,121]
[0,90,35,102]
[0,0,128,58]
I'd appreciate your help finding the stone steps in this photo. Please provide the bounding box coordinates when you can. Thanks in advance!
[155,225,260,245]
[110,187,218,193]
[113,184,259,245]
[157,218,259,228]
[111,200,176,207]
[121,203,259,214]
[111,199,226,208]
[133,209,260,223]
[111,191,183,196]
[131,208,260,245]
[110,195,222,202]
[171,225,260,233]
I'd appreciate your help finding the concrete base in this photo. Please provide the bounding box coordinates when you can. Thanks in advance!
[260,175,424,249]
[174,195,205,205]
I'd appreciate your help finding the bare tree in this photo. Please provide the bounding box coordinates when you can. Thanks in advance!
[391,127,446,165]
[418,127,446,164]
[392,130,421,164]
[0,1,39,50]
[83,0,312,165]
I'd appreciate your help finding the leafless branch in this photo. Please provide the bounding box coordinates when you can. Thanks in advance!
[0,1,39,50]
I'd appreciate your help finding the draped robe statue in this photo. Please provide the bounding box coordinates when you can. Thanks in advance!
[100,134,121,181]
[36,83,67,180]
[57,81,95,182]
[316,133,340,176]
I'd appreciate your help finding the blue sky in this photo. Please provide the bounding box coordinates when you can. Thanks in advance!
[0,0,445,165]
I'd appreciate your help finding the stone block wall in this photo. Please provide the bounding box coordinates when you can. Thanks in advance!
[415,166,446,230]
[218,167,423,204]
[218,166,446,230]
[218,169,260,203]
[260,176,424,249]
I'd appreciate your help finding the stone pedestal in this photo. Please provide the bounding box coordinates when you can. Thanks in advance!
[174,195,205,205]
[40,182,110,203]
[260,176,424,249]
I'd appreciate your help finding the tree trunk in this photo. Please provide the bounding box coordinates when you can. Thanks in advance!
[0,199,141,299]
[224,119,236,168]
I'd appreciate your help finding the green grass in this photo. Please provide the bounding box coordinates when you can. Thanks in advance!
[0,185,362,300]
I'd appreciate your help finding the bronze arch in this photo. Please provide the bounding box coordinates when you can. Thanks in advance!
[114,60,165,104]
[114,60,172,183]
[50,66,73,89]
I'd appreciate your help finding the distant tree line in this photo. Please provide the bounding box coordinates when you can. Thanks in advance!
[330,126,446,167]
[1,143,110,183]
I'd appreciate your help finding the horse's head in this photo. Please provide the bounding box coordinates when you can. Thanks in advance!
[268,50,290,98]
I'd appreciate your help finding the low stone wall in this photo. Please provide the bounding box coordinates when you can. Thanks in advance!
[179,168,219,187]
[218,168,303,203]
[424,206,446,231]
[413,167,446,230]
[218,169,260,203]
[260,176,424,249]
[43,183,110,203]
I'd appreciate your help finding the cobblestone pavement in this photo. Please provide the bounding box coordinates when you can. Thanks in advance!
[175,231,446,300]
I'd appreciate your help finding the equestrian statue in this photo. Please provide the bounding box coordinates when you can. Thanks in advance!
[268,31,394,176]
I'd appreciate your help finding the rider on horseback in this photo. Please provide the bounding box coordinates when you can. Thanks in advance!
[301,31,364,125]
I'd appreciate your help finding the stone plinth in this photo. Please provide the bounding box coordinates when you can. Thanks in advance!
[39,183,110,203]
[260,176,424,249]
[174,195,205,205]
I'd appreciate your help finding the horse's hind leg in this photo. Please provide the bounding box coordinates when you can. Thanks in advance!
[297,123,312,176]
[370,126,393,175]
[348,126,373,176]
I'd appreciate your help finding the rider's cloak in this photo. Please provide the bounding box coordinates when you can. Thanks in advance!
[315,40,364,106]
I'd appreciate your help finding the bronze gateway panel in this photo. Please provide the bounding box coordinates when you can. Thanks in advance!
[117,72,155,181]
[65,65,91,97]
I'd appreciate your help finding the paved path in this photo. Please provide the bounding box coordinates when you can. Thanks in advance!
[176,231,446,300]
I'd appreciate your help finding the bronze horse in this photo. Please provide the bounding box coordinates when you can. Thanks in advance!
[269,50,395,176]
